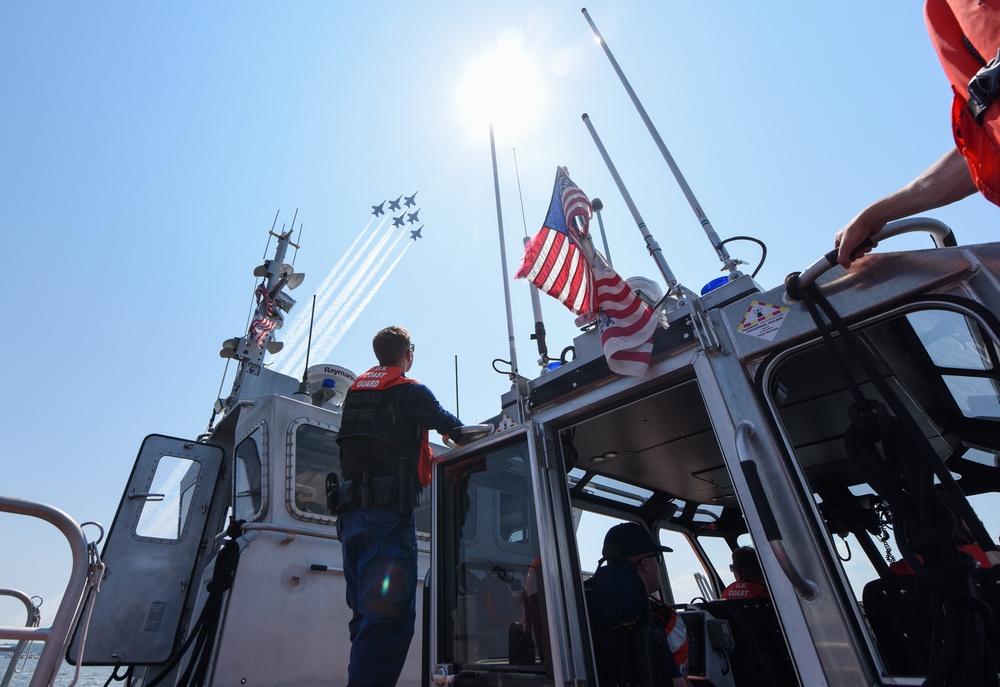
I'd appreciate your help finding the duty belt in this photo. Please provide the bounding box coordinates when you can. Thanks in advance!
[327,466,420,516]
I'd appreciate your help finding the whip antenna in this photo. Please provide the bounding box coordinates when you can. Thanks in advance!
[299,294,317,392]
[512,148,550,367]
[582,8,742,276]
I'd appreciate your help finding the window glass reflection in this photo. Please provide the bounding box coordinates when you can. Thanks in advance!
[135,455,200,540]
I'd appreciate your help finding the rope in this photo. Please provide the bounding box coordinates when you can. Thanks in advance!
[787,274,997,686]
[145,519,245,687]
[66,541,106,687]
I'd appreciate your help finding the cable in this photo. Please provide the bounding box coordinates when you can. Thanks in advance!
[719,236,767,278]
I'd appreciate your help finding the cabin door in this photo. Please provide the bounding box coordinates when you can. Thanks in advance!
[68,434,225,665]
[430,422,594,687]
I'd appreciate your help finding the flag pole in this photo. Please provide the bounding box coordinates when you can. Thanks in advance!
[591,198,613,268]
[581,113,683,299]
[581,7,741,277]
[489,123,521,387]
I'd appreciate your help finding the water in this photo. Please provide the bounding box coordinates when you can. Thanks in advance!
[0,656,111,687]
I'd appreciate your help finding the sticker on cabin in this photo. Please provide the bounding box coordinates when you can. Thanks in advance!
[496,413,517,432]
[737,300,789,341]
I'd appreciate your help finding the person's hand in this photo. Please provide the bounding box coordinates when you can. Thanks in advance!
[835,210,884,268]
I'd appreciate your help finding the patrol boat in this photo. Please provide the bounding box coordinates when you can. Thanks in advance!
[3,215,1000,687]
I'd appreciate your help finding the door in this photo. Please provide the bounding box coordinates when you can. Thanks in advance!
[68,434,225,665]
[430,423,594,687]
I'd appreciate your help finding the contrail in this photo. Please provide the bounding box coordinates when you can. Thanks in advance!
[321,241,413,355]
[280,216,379,354]
[309,231,408,362]
[277,218,391,376]
[277,222,398,376]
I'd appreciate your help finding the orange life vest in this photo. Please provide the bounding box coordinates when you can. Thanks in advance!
[925,0,1000,206]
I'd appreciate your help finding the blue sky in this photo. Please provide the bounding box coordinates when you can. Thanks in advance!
[2,2,998,629]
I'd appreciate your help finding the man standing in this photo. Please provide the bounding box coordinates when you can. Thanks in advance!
[835,1,1000,268]
[588,522,692,687]
[336,326,463,687]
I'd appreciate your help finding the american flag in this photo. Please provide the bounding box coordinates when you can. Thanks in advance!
[249,283,277,346]
[516,167,660,376]
[515,167,594,315]
[592,252,658,376]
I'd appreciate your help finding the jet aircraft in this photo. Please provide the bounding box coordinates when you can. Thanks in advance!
[410,226,423,241]
[406,208,420,224]
[388,195,403,212]
[403,191,418,208]
[371,201,386,217]
[393,214,406,228]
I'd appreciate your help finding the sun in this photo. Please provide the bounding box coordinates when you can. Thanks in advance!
[456,31,545,139]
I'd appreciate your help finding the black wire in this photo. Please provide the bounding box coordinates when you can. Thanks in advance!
[719,236,767,278]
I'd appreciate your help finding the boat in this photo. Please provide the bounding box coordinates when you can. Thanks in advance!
[2,210,1000,687]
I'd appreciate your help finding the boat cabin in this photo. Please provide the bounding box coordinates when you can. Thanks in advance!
[427,235,1000,687]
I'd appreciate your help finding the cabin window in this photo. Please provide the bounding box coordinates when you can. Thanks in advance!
[234,430,264,521]
[292,423,340,518]
[134,455,200,540]
[906,309,1000,419]
[765,303,1000,677]
[439,443,550,677]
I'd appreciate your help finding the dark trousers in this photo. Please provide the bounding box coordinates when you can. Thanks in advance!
[338,505,418,687]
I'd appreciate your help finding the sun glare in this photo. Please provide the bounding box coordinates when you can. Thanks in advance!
[457,31,544,139]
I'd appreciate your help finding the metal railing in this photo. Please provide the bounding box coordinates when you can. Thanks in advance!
[0,496,92,687]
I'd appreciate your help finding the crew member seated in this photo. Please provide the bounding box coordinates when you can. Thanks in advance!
[588,522,692,687]
[721,546,770,599]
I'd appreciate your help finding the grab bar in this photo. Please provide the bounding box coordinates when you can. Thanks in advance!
[0,496,91,687]
[0,589,40,687]
[788,217,957,300]
[734,421,819,601]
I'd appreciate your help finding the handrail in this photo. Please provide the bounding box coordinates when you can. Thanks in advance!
[240,521,340,543]
[734,422,819,601]
[0,589,40,687]
[787,217,957,300]
[0,496,91,687]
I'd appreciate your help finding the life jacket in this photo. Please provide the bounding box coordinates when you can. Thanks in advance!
[925,0,1000,206]
[721,580,771,600]
[888,542,994,575]
[336,366,434,486]
[650,596,689,676]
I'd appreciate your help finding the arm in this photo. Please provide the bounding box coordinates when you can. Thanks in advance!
[835,147,977,268]
[399,384,462,437]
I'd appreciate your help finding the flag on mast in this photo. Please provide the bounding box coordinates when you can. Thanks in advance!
[516,167,659,376]
[515,167,593,315]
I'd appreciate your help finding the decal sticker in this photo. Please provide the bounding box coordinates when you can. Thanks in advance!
[496,413,517,432]
[737,300,789,341]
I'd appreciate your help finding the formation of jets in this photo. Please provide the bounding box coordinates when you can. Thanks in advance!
[372,191,424,240]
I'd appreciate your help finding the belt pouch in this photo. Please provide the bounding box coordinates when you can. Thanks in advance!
[371,475,397,508]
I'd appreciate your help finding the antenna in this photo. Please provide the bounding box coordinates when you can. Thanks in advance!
[513,148,530,239]
[292,221,303,266]
[582,8,743,277]
[262,209,280,259]
[301,294,317,389]
[512,148,550,368]
[454,354,460,419]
